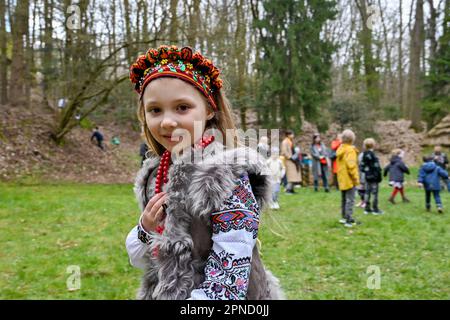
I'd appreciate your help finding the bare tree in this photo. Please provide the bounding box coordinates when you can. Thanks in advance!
[406,0,424,129]
[398,0,404,114]
[355,0,380,107]
[0,0,8,104]
[9,0,29,105]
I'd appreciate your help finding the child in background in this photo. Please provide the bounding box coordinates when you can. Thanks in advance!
[336,129,360,228]
[356,151,366,208]
[267,147,285,210]
[418,156,449,213]
[431,145,449,191]
[361,138,383,215]
[384,149,410,204]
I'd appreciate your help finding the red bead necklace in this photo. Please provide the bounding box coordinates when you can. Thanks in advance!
[153,135,215,236]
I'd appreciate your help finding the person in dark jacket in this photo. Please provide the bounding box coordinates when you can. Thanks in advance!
[310,133,330,192]
[384,149,410,204]
[361,138,383,215]
[91,127,104,150]
[418,156,449,213]
[431,145,449,191]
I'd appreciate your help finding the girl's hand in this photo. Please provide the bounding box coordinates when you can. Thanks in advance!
[141,192,167,232]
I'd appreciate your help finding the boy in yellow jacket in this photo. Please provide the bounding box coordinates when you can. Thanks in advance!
[336,129,360,227]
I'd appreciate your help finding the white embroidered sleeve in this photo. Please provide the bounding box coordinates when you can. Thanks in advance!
[189,174,260,300]
[125,225,155,270]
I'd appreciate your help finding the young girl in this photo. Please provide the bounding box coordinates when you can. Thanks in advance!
[266,147,285,209]
[125,45,283,300]
[384,149,410,204]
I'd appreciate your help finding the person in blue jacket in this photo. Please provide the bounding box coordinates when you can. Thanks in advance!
[418,156,449,213]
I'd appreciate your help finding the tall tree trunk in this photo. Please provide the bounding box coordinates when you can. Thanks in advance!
[236,0,247,129]
[427,0,438,62]
[9,0,29,105]
[123,0,133,64]
[110,0,117,74]
[355,0,380,108]
[377,0,393,100]
[42,0,53,108]
[398,0,404,115]
[169,0,178,43]
[0,0,8,104]
[142,0,148,43]
[406,0,424,130]
[136,0,141,46]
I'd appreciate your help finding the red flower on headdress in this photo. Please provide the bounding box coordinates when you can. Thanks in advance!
[180,47,193,61]
[146,49,158,64]
[136,55,148,70]
[192,52,203,64]
[213,78,223,90]
[129,63,142,84]
[168,49,181,61]
[201,59,214,71]
[159,45,169,59]
[210,68,219,78]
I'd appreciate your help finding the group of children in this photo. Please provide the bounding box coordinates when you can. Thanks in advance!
[264,128,449,227]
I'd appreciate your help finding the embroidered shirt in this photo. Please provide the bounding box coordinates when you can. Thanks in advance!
[188,174,260,300]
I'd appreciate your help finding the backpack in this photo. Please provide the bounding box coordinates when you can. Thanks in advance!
[363,152,382,183]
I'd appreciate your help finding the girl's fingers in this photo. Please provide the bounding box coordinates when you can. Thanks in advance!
[149,194,167,217]
[154,206,165,223]
[144,192,166,212]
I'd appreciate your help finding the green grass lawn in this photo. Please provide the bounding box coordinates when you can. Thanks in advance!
[1,175,449,299]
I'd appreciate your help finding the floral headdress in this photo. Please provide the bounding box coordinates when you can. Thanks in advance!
[129,45,223,110]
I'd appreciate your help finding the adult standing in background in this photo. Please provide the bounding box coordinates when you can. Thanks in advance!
[281,130,302,194]
[311,133,330,192]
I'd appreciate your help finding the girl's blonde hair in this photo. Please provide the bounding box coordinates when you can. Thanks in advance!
[137,89,237,156]
[391,148,402,156]
[341,129,356,144]
[363,138,376,149]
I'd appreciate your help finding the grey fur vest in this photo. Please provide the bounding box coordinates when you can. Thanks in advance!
[133,141,284,300]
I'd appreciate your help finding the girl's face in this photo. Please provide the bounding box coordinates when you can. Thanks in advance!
[142,78,214,152]
[314,136,321,143]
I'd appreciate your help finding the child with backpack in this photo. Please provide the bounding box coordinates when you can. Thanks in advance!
[360,138,383,215]
[418,156,449,213]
